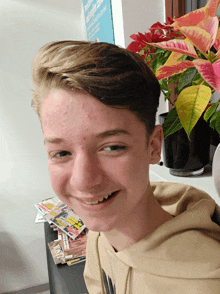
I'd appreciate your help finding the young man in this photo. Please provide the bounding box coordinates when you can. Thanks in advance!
[31,41,220,293]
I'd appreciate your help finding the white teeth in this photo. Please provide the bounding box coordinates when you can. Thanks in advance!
[84,200,99,205]
[84,193,113,205]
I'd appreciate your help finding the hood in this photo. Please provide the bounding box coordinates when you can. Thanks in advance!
[111,182,220,279]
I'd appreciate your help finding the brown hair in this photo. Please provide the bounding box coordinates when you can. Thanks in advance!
[31,41,160,137]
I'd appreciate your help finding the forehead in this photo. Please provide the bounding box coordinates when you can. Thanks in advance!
[41,89,146,140]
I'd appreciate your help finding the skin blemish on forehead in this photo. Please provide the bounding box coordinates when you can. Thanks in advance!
[53,92,61,101]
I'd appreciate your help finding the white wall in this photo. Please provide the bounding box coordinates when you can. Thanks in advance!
[122,0,165,48]
[0,0,86,292]
[111,0,125,47]
[111,0,165,47]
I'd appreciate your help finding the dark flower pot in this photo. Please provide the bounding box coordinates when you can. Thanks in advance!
[159,112,211,176]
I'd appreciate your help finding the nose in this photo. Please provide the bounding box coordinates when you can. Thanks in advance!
[70,152,104,193]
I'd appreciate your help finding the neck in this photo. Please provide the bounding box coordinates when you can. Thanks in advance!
[102,184,173,252]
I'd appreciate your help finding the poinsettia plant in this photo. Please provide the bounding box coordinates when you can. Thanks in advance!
[127,0,220,139]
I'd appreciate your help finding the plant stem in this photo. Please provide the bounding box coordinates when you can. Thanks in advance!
[208,102,220,106]
[168,99,175,107]
[161,89,175,107]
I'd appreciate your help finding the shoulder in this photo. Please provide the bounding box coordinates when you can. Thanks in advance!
[150,181,213,202]
[150,181,220,217]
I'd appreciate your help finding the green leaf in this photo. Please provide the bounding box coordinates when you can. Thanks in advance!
[210,111,220,133]
[204,104,218,121]
[207,51,216,63]
[155,59,163,71]
[163,107,183,137]
[210,111,218,129]
[154,48,167,54]
[178,67,197,92]
[159,79,169,91]
[164,51,171,58]
[163,89,171,100]
[215,112,220,135]
[178,54,188,61]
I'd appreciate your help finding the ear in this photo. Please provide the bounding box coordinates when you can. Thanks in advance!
[148,125,163,165]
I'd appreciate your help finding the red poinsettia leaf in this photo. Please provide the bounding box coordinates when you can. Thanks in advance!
[180,26,212,56]
[151,33,166,43]
[149,39,198,58]
[127,41,145,52]
[156,60,194,80]
[144,32,154,43]
[130,34,139,41]
[193,59,220,94]
[165,17,175,25]
[137,32,147,41]
[173,9,206,28]
[149,22,165,32]
[197,16,218,48]
[214,27,220,51]
[130,32,151,43]
[174,0,219,28]
[205,0,220,17]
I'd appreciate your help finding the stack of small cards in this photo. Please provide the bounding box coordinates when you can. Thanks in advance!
[35,197,87,266]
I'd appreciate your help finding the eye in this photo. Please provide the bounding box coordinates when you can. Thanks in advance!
[103,145,126,152]
[49,151,71,160]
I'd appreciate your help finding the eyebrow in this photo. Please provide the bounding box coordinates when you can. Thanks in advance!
[44,137,65,145]
[44,129,131,145]
[96,129,131,138]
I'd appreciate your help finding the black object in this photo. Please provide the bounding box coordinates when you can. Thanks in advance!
[159,112,210,176]
[210,127,220,146]
[44,222,89,294]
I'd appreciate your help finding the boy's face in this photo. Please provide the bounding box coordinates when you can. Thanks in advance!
[42,89,162,232]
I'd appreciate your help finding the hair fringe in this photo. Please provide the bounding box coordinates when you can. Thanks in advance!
[31,41,160,136]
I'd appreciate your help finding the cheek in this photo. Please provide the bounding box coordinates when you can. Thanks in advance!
[48,164,67,195]
[108,152,150,188]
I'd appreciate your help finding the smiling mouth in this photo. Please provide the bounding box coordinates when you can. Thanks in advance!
[83,191,118,205]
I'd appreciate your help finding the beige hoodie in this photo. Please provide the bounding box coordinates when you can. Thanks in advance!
[83,182,220,294]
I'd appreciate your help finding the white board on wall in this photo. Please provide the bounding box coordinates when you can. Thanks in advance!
[82,0,115,44]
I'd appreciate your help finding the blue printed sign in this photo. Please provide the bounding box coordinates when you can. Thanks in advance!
[82,0,115,44]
